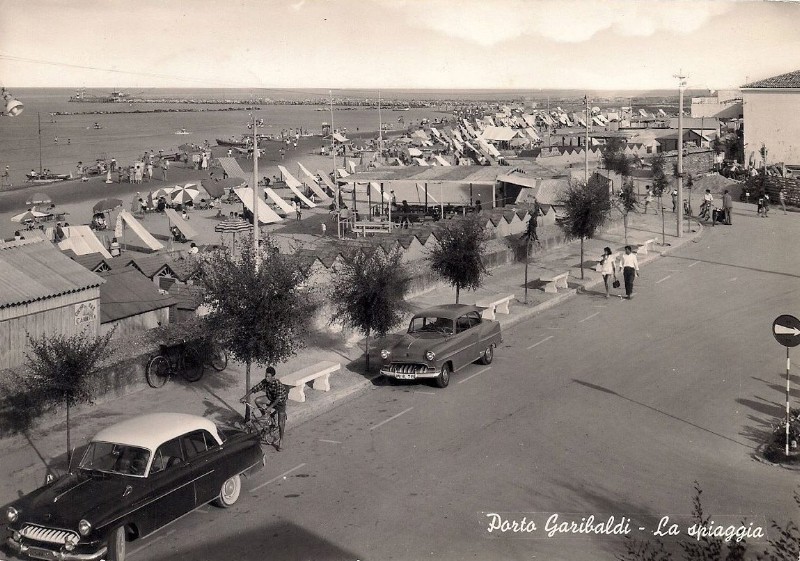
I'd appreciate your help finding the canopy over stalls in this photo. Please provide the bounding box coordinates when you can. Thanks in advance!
[57,225,112,258]
[234,187,283,224]
[264,188,294,214]
[216,156,248,180]
[278,165,316,208]
[115,210,164,251]
[164,208,198,240]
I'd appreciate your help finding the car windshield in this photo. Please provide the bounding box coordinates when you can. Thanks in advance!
[79,441,151,477]
[409,316,453,335]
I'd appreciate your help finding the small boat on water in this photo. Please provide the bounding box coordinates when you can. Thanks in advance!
[216,137,251,147]
[175,128,191,135]
[26,171,72,185]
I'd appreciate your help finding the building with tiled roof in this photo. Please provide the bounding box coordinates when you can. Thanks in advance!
[98,268,176,338]
[741,70,800,167]
[0,239,105,370]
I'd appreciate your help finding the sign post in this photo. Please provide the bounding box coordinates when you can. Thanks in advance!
[772,314,800,456]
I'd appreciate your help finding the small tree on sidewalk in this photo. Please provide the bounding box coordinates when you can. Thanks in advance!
[617,180,637,244]
[428,215,489,303]
[25,329,114,463]
[197,235,317,406]
[559,176,612,279]
[329,247,412,372]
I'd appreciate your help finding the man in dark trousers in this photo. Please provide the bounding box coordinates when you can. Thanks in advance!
[722,190,733,225]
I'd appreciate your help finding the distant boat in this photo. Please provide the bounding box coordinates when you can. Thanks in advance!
[393,107,411,111]
[216,137,250,147]
[175,128,191,135]
[26,171,72,184]
[69,88,131,103]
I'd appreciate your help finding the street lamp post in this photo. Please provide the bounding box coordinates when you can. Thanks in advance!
[252,114,259,267]
[675,72,687,238]
[584,95,589,183]
[2,88,24,117]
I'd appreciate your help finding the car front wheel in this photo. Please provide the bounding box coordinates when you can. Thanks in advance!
[213,474,242,508]
[107,526,126,561]
[435,363,451,388]
[479,344,494,365]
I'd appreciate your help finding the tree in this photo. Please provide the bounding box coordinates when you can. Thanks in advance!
[617,180,638,243]
[25,329,114,462]
[428,215,489,303]
[602,137,633,187]
[329,247,412,372]
[197,235,317,404]
[559,176,612,279]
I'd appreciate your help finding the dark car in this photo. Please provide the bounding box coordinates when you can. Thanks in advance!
[380,304,502,387]
[4,413,264,561]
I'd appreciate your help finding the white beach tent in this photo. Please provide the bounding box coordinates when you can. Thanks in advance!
[233,187,283,224]
[316,171,338,194]
[413,158,429,166]
[277,165,316,208]
[433,155,451,167]
[58,225,112,258]
[163,208,199,240]
[297,163,330,201]
[336,168,350,178]
[115,210,165,251]
[347,160,357,174]
[264,188,294,214]
[216,156,248,180]
[416,183,438,203]
[370,182,392,202]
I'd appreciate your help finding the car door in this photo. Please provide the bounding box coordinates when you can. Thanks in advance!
[137,437,197,533]
[180,430,222,505]
[452,313,479,369]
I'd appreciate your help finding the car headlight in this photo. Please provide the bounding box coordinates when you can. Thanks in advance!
[5,506,18,523]
[78,519,92,536]
[425,350,435,362]
[380,349,390,359]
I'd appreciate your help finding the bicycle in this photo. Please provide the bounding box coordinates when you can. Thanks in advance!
[146,340,228,388]
[239,401,284,451]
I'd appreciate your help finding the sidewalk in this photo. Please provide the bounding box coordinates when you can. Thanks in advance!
[0,207,704,506]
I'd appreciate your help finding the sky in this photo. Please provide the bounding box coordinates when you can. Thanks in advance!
[1,0,799,91]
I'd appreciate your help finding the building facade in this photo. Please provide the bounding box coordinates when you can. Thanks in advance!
[741,70,800,167]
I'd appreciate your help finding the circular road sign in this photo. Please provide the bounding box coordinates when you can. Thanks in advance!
[773,315,800,348]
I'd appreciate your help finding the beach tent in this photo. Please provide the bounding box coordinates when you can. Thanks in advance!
[416,183,438,203]
[524,128,541,142]
[233,187,283,224]
[430,127,441,139]
[115,210,164,251]
[433,155,451,167]
[369,182,392,202]
[264,188,294,214]
[216,157,248,180]
[336,168,350,178]
[164,208,198,241]
[297,163,330,201]
[407,147,423,158]
[346,160,357,174]
[57,225,112,258]
[413,158,429,166]
[201,178,235,199]
[316,170,338,195]
[277,165,316,208]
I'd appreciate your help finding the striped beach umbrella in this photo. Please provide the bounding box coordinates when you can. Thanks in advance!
[26,192,52,206]
[171,184,201,205]
[215,217,251,250]
[11,209,50,223]
[151,186,175,199]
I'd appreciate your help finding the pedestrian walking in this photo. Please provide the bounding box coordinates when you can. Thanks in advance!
[643,186,657,215]
[722,189,733,225]
[597,246,618,299]
[779,188,787,214]
[671,189,677,212]
[763,193,771,217]
[619,245,639,299]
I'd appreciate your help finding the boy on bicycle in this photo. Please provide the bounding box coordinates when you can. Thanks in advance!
[241,366,288,450]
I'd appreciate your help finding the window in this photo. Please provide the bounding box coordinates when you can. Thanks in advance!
[468,311,482,328]
[181,430,218,460]
[150,438,184,474]
[456,316,471,333]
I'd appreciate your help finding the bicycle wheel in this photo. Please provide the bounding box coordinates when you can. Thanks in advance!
[181,346,205,382]
[260,417,280,447]
[146,355,171,388]
[208,346,228,372]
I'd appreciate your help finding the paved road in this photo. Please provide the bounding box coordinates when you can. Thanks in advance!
[19,205,800,561]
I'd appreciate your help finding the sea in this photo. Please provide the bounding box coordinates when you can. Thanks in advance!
[0,87,684,186]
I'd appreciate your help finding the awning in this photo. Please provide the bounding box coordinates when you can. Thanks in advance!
[433,155,451,166]
[115,210,164,251]
[317,170,338,193]
[407,147,423,157]
[233,187,283,224]
[164,208,199,240]
[215,156,248,180]
[370,182,392,202]
[58,225,112,258]
[297,163,330,201]
[414,158,429,166]
[264,188,294,214]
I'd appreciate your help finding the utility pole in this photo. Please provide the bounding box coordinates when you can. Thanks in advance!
[252,113,259,266]
[675,72,687,238]
[584,95,590,183]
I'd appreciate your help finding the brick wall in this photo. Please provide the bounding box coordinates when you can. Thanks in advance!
[765,176,800,208]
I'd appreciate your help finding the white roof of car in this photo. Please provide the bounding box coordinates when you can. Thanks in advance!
[91,413,221,451]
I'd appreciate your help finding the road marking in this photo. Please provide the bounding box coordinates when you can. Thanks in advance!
[655,275,671,284]
[728,277,737,282]
[415,391,436,395]
[527,335,554,350]
[545,327,563,330]
[578,312,600,323]
[457,366,492,384]
[592,305,607,308]
[370,407,414,431]
[319,439,341,444]
[688,261,700,268]
[251,463,307,492]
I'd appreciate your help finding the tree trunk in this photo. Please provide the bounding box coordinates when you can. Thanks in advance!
[244,361,252,421]
[455,284,460,304]
[580,237,585,279]
[623,213,628,244]
[524,241,529,304]
[365,329,371,372]
[66,397,71,466]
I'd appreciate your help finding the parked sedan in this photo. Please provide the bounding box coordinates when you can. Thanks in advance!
[4,413,264,561]
[380,304,502,387]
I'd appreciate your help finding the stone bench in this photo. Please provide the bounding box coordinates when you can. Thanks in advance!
[540,272,569,293]
[476,293,515,320]
[278,361,341,403]
[637,238,658,255]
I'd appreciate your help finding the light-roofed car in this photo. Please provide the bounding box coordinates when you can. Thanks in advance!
[3,412,264,561]
[380,304,502,387]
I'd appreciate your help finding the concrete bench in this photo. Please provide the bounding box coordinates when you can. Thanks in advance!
[476,293,515,320]
[278,361,340,403]
[353,221,391,237]
[540,272,569,293]
[637,238,658,255]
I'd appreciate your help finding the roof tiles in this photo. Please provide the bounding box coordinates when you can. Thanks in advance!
[742,70,800,89]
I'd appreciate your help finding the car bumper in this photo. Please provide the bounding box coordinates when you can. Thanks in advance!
[7,537,107,561]
[380,365,439,380]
